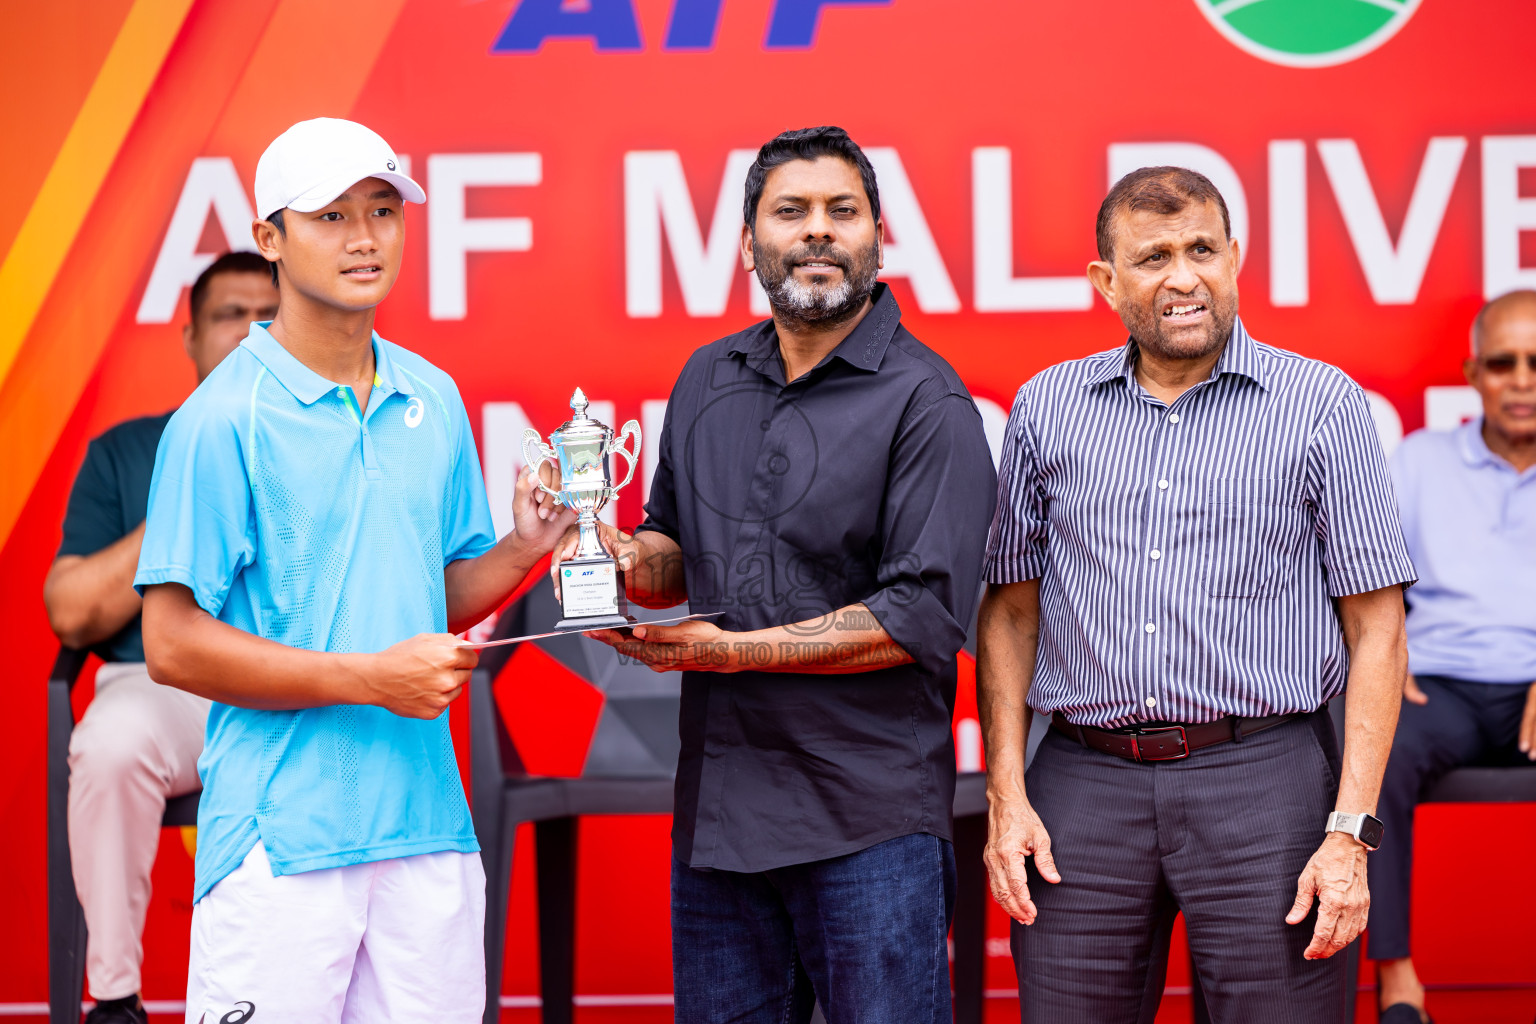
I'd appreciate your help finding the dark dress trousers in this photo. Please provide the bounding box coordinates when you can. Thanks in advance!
[1367,674,1532,960]
[1368,421,1536,962]
[1020,712,1346,1023]
[638,283,996,1022]
[985,321,1416,1023]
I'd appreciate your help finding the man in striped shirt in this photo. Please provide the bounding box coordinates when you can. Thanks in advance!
[977,166,1415,1022]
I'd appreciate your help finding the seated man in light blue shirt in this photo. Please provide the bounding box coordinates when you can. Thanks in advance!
[135,119,573,1024]
[1370,289,1536,1024]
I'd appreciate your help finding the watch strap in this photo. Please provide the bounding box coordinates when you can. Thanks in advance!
[1326,811,1382,850]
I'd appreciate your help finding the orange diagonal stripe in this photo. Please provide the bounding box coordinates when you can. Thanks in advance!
[0,0,411,553]
[0,0,195,393]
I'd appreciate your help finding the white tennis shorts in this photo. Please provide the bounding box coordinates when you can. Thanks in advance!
[185,841,485,1024]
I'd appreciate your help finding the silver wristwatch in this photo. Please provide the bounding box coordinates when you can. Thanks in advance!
[1326,811,1384,851]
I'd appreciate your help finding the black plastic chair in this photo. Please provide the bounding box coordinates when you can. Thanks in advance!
[471,577,998,1024]
[47,647,200,1024]
[951,771,991,1024]
[1189,702,1536,1024]
[471,579,681,1024]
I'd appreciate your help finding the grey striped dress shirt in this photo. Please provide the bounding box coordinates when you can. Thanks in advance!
[984,319,1416,728]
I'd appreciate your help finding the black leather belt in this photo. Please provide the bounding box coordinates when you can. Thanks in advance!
[1051,710,1302,762]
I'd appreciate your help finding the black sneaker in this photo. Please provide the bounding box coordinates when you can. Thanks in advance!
[84,995,148,1024]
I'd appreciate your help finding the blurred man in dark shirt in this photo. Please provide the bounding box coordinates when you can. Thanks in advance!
[43,252,277,1024]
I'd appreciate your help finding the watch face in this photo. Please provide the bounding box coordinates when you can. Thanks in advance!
[1358,814,1385,849]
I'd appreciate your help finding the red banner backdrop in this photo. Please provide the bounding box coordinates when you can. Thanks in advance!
[3,0,1534,1014]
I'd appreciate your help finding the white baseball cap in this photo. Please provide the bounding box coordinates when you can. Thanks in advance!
[254,117,425,221]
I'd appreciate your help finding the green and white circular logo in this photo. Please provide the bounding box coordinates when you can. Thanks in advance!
[1195,0,1422,68]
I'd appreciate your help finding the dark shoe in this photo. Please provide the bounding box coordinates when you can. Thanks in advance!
[84,995,148,1024]
[1380,1004,1432,1024]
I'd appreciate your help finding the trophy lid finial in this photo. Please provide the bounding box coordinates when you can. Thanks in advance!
[570,387,588,416]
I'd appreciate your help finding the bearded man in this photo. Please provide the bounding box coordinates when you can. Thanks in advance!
[976,166,1415,1022]
[558,126,996,1023]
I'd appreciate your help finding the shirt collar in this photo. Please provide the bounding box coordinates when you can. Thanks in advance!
[1082,316,1270,392]
[727,283,902,381]
[1455,417,1503,469]
[241,322,412,405]
[370,334,414,397]
[1082,343,1137,388]
[1215,318,1269,390]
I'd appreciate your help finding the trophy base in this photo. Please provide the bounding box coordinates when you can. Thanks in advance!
[557,553,631,628]
[554,614,635,631]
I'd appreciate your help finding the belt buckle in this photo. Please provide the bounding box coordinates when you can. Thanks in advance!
[1133,724,1189,762]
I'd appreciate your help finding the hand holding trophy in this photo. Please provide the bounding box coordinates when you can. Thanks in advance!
[522,388,641,629]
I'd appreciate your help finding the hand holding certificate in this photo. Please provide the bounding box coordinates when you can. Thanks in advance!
[458,611,721,649]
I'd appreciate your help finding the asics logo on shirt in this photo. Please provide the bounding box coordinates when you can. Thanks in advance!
[404,397,425,428]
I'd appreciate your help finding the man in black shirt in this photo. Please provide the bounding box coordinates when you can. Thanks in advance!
[556,127,995,1023]
[43,252,278,1024]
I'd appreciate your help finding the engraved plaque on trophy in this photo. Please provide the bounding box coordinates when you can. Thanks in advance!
[522,388,641,629]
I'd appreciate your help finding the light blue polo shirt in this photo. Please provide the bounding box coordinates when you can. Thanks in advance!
[1391,419,1536,685]
[135,323,496,901]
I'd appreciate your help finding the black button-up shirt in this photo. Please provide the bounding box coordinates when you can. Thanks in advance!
[58,412,173,662]
[639,284,997,872]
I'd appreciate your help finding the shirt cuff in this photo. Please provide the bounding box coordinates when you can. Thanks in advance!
[1324,560,1418,598]
[445,534,497,564]
[633,518,680,544]
[863,584,965,678]
[133,565,228,618]
[983,553,1046,585]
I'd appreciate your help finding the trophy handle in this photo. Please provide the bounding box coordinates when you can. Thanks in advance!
[608,419,642,494]
[521,428,563,499]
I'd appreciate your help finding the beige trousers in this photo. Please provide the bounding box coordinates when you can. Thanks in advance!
[67,661,209,1000]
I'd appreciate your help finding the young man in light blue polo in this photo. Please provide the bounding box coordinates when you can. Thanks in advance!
[136,118,573,1023]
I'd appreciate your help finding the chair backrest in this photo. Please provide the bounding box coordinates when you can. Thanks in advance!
[469,577,682,790]
[1423,765,1536,803]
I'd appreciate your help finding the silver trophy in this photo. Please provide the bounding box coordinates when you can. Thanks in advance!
[523,388,642,629]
